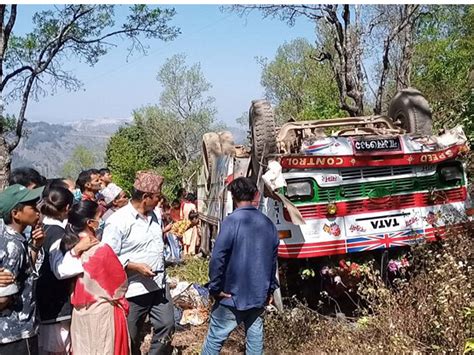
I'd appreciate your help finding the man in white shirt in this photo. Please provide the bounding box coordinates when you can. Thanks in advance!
[102,171,174,355]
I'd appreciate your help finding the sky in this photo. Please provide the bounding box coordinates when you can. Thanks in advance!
[6,5,317,127]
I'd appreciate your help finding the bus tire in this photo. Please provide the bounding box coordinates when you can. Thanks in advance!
[388,87,433,135]
[249,99,277,177]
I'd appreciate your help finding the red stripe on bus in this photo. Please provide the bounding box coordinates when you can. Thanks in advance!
[280,144,467,169]
[283,187,467,221]
[277,225,465,258]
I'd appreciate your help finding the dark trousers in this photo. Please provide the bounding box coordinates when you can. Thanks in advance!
[0,336,38,355]
[127,287,175,355]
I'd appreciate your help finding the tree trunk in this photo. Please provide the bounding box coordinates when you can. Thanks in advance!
[0,135,11,189]
[396,17,414,91]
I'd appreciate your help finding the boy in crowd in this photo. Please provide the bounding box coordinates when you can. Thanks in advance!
[0,184,45,354]
[99,168,113,189]
[0,167,47,282]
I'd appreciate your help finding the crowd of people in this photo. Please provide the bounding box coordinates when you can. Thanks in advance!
[0,167,203,354]
[0,166,279,355]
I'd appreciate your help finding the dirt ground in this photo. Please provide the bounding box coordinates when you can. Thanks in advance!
[140,321,245,354]
[172,324,246,354]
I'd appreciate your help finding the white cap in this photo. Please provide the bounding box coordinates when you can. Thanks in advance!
[100,183,123,205]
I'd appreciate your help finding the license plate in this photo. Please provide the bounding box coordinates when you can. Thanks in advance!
[353,137,401,153]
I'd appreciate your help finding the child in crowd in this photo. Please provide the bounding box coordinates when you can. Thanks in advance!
[162,201,182,264]
[169,199,182,222]
[0,185,44,353]
[182,210,201,256]
[37,186,74,355]
[36,186,98,355]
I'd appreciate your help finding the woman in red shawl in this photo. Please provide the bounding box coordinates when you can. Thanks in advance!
[60,200,129,355]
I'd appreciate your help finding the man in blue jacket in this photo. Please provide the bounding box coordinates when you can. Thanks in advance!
[202,177,279,355]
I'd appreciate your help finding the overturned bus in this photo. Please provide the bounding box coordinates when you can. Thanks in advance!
[197,88,472,310]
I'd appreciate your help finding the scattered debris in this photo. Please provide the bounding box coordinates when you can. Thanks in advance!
[169,278,210,326]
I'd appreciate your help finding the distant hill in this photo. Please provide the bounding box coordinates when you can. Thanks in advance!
[11,118,247,179]
[11,118,131,178]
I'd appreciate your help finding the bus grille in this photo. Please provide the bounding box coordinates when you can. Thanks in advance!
[340,166,415,181]
[317,174,442,202]
[286,187,466,220]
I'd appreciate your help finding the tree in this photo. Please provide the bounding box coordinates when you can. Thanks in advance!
[61,145,96,179]
[134,54,217,190]
[230,5,421,116]
[106,124,186,199]
[258,38,344,122]
[411,5,473,135]
[0,5,180,188]
[235,111,248,128]
[105,124,154,193]
[368,5,420,114]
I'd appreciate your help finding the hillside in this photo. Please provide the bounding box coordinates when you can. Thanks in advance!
[11,118,247,179]
[11,118,131,178]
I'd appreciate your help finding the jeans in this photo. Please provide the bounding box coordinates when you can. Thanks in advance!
[201,303,264,355]
[127,287,175,355]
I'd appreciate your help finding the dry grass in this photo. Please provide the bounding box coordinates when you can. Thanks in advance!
[264,225,473,354]
[162,224,473,354]
[167,257,210,286]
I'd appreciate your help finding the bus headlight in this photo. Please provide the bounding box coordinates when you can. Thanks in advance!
[286,179,313,200]
[439,164,462,183]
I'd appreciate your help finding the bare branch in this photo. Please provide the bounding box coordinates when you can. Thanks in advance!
[0,5,17,81]
[8,73,35,151]
[0,65,35,91]
[374,5,420,114]
[2,5,16,54]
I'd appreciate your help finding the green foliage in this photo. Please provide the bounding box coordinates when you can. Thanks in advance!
[299,268,316,280]
[466,339,474,354]
[259,38,344,123]
[460,89,474,143]
[61,145,97,179]
[0,114,16,133]
[157,53,216,122]
[133,54,217,190]
[155,159,184,200]
[106,54,218,195]
[412,5,473,137]
[464,307,474,353]
[105,124,153,193]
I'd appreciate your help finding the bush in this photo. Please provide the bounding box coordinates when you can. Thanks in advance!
[264,225,473,353]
